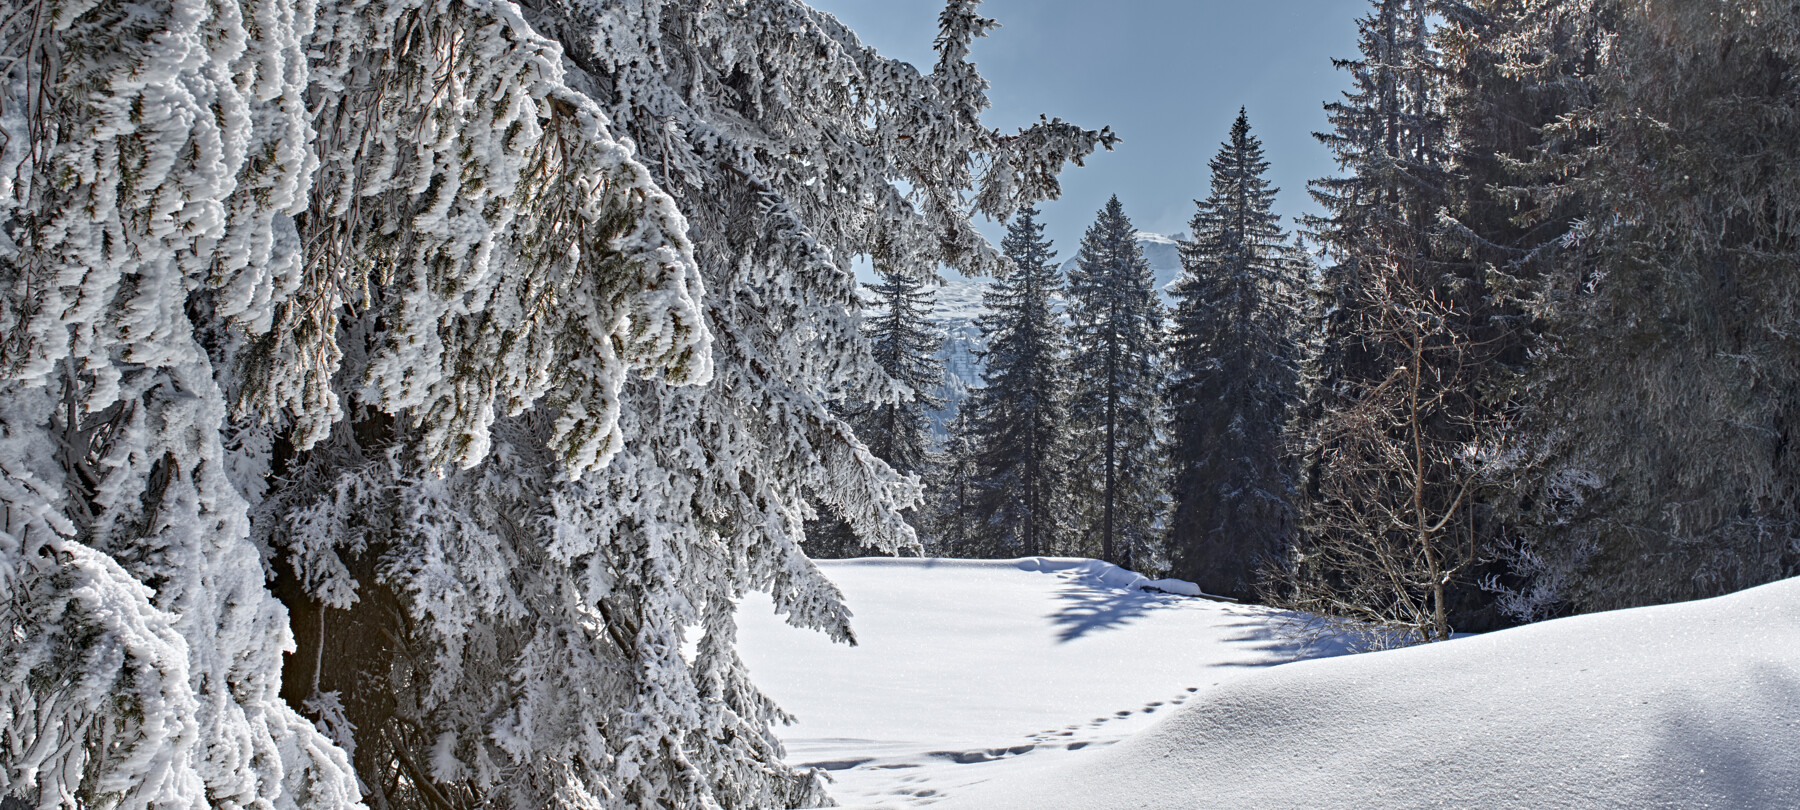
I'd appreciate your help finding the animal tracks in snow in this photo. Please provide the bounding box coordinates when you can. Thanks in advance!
[1025,690,1198,741]
[805,686,1204,797]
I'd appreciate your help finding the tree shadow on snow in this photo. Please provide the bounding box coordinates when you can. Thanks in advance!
[1047,585,1189,643]
[1638,662,1800,808]
[1205,614,1361,666]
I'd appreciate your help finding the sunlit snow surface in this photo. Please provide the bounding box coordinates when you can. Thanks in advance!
[743,561,1800,809]
[941,574,1800,810]
[735,558,1351,807]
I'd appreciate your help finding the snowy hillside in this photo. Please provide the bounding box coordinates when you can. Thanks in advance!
[740,561,1800,809]
[735,558,1351,807]
[939,576,1800,810]
[929,275,993,324]
[925,278,991,439]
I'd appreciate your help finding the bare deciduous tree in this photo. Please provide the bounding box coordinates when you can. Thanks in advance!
[1276,257,1497,646]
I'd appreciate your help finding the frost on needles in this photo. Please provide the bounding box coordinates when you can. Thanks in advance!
[0,0,1112,808]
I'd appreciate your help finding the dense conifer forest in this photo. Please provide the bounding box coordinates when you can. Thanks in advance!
[927,0,1800,647]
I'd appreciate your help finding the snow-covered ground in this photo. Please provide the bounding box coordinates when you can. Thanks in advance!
[740,559,1800,809]
[943,574,1800,810]
[735,558,1351,807]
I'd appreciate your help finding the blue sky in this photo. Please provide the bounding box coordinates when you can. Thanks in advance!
[806,0,1366,270]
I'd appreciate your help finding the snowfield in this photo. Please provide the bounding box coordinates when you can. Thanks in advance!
[735,558,1352,807]
[738,559,1800,809]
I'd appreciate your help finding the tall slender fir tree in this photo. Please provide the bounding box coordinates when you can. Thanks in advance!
[957,206,1071,557]
[1066,197,1167,572]
[1303,0,1454,402]
[931,405,983,557]
[1166,111,1307,600]
[862,268,948,478]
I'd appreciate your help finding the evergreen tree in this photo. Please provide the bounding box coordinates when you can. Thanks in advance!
[1431,0,1605,624]
[1303,0,1454,400]
[1166,111,1307,600]
[1486,0,1800,618]
[957,206,1071,558]
[1067,197,1167,572]
[863,268,948,478]
[0,0,1113,806]
[931,405,983,557]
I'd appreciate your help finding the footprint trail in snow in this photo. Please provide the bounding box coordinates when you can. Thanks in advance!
[736,558,1351,807]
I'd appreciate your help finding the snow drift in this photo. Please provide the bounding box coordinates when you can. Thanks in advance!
[942,576,1800,810]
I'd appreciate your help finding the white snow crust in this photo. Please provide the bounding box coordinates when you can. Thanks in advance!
[942,575,1800,810]
[735,557,1348,806]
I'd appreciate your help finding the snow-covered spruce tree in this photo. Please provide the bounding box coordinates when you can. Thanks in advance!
[1166,111,1307,601]
[1,0,706,804]
[1276,0,1492,644]
[0,0,1110,807]
[1435,0,1602,279]
[1300,0,1454,418]
[1489,0,1800,618]
[1066,197,1167,573]
[258,2,1114,809]
[806,266,945,559]
[949,206,1071,558]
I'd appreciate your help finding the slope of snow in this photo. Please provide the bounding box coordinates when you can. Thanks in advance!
[940,576,1800,810]
[929,276,992,325]
[925,278,990,440]
[1135,230,1187,298]
[735,558,1351,807]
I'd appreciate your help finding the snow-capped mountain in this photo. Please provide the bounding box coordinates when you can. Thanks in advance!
[1062,231,1187,300]
[924,277,991,443]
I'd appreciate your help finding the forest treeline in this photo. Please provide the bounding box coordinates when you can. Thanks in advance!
[815,0,1800,646]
